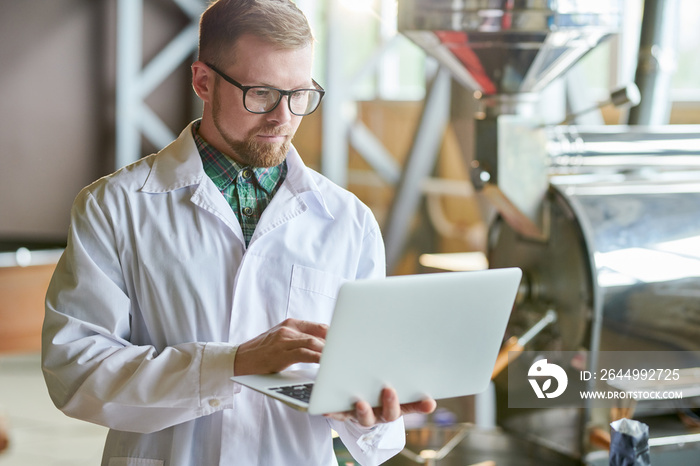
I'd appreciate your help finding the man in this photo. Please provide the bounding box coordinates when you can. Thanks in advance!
[42,1,435,465]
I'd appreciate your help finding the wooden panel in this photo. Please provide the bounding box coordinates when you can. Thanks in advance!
[0,264,56,353]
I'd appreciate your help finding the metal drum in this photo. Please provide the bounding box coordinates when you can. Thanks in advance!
[490,173,700,353]
[488,172,700,459]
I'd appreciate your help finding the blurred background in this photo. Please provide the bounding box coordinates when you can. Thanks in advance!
[2,0,700,464]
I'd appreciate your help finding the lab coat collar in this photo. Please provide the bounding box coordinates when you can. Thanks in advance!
[283,144,335,220]
[140,123,206,193]
[140,121,334,219]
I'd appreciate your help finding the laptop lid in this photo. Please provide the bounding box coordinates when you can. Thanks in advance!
[233,267,521,415]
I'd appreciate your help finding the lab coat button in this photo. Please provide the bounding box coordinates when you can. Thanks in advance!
[209,399,221,408]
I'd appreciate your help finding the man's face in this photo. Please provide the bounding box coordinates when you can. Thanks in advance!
[204,34,314,167]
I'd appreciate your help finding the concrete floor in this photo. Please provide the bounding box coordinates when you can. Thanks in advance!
[0,352,107,466]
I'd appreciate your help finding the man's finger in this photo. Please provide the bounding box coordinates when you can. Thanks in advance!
[354,400,376,427]
[287,318,328,339]
[281,333,325,354]
[400,398,437,415]
[287,347,323,364]
[381,387,401,423]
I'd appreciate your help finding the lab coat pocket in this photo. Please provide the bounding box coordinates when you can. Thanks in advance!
[107,458,164,466]
[287,264,347,326]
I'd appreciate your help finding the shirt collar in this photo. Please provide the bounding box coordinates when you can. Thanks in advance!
[192,121,285,195]
[141,120,333,219]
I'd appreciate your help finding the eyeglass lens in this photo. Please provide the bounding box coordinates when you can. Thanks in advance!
[245,87,322,115]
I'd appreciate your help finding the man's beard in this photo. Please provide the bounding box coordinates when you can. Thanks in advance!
[212,86,291,168]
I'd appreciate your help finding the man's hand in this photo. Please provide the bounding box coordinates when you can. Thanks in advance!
[234,318,328,376]
[325,387,437,427]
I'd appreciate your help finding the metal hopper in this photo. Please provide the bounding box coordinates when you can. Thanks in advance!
[398,0,621,97]
[398,0,622,238]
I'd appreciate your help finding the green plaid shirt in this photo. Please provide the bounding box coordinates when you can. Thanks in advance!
[192,122,287,246]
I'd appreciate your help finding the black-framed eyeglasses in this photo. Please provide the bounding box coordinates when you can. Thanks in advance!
[205,62,325,116]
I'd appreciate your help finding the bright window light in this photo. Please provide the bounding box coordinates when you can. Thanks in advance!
[339,0,374,13]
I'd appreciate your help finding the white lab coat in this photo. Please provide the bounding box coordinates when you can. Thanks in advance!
[42,122,405,466]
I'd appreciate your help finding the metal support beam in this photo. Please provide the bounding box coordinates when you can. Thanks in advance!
[116,0,204,169]
[321,0,349,186]
[320,0,406,187]
[384,67,452,273]
[348,121,401,184]
[116,0,143,170]
[628,0,679,125]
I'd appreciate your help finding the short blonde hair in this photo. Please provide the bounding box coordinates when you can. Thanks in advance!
[198,0,314,67]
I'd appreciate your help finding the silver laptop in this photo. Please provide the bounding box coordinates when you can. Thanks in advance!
[232,267,521,415]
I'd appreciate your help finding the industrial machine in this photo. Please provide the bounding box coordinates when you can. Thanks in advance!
[397,1,700,464]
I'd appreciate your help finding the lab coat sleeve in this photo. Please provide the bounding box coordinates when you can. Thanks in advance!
[333,418,406,466]
[329,221,407,465]
[42,189,236,434]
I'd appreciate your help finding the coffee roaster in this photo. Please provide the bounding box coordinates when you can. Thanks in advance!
[397,1,700,464]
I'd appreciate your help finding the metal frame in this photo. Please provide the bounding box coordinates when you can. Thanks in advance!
[383,68,452,272]
[321,0,453,272]
[116,0,204,169]
[628,0,679,125]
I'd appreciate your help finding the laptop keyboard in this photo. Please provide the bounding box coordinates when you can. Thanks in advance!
[270,383,314,403]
